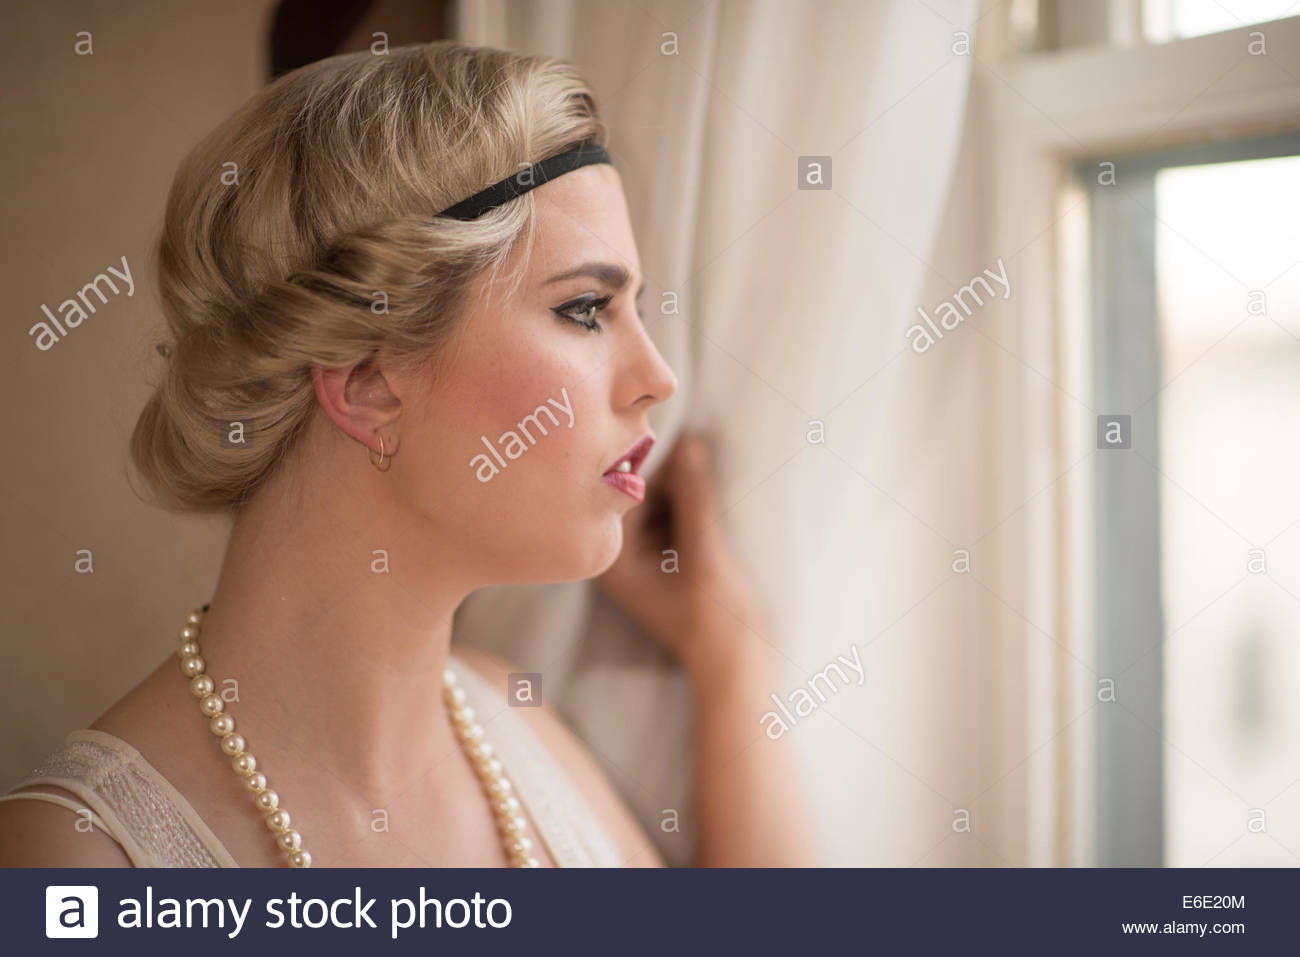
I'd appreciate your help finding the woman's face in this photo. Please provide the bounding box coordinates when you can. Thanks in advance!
[397,163,678,585]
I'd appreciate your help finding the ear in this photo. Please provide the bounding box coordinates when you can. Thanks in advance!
[311,360,403,457]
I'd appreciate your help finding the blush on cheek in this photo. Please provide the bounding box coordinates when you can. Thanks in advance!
[458,376,599,494]
[431,314,606,510]
[425,382,622,583]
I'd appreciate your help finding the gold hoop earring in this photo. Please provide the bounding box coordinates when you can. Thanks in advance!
[368,435,389,471]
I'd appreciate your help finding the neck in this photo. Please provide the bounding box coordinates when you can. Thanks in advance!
[190,467,476,817]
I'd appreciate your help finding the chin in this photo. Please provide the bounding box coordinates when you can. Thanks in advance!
[559,515,626,582]
[482,510,624,585]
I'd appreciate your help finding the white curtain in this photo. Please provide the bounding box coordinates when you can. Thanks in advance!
[453,0,982,865]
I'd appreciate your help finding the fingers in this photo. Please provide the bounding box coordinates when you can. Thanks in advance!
[663,432,721,549]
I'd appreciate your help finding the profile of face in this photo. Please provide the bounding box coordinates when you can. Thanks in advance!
[339,164,678,587]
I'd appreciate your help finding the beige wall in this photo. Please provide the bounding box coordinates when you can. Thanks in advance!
[1,1,278,783]
[1,0,460,786]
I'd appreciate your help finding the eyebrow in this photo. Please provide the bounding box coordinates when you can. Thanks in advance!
[545,261,646,298]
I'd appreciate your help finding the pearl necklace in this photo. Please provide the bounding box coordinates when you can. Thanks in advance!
[175,605,540,867]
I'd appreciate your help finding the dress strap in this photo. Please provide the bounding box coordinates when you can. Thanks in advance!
[448,652,624,867]
[0,787,114,834]
[0,730,238,867]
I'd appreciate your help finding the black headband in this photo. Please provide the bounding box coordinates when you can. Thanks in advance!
[436,143,612,220]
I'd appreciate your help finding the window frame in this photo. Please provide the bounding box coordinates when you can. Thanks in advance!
[1072,127,1300,866]
[975,2,1300,864]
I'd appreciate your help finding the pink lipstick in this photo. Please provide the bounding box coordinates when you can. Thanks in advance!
[601,435,653,503]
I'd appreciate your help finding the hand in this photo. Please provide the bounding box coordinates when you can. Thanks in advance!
[595,432,770,683]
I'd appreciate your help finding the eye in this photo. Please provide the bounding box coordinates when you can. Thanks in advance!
[552,294,613,333]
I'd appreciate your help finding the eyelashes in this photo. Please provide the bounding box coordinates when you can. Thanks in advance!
[552,293,649,334]
[552,294,614,333]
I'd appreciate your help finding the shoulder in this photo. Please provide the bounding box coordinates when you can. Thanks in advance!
[0,669,168,869]
[0,785,134,867]
[450,645,664,867]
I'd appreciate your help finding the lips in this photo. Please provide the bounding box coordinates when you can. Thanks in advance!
[601,435,654,503]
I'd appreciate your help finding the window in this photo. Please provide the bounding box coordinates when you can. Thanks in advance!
[1143,0,1299,43]
[1006,0,1300,52]
[1077,130,1300,865]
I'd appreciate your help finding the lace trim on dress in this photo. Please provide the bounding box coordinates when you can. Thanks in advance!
[0,729,236,867]
[0,650,625,867]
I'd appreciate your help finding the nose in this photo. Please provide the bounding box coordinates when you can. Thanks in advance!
[615,320,678,411]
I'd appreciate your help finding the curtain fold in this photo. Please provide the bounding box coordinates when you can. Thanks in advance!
[453,0,981,865]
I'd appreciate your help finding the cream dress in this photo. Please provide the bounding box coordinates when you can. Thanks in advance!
[0,651,623,867]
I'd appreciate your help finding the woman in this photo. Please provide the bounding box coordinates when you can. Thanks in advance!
[0,40,810,867]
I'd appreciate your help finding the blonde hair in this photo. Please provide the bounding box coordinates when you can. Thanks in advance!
[130,40,607,515]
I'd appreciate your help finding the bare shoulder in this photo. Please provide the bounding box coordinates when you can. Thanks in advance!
[450,645,664,867]
[0,786,134,867]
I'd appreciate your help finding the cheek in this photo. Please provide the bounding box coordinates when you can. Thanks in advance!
[421,329,621,578]
[459,338,597,480]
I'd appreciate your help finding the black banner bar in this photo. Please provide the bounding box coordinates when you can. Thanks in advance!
[3,866,1293,954]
